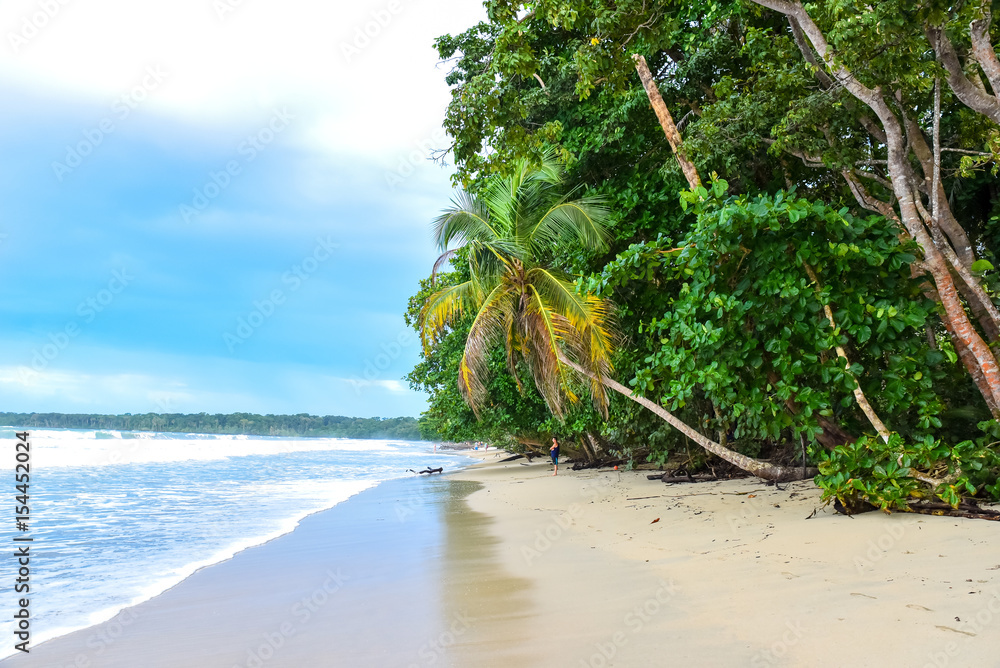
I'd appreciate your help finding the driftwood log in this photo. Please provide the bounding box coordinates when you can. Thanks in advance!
[907,500,1000,521]
[570,458,625,471]
[408,467,443,475]
[644,468,715,483]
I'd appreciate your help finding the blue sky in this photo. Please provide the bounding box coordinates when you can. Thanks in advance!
[0,0,485,417]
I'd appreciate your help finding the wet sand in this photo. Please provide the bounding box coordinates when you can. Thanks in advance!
[2,475,532,668]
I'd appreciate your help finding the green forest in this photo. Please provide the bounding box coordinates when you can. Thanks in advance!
[406,0,1000,513]
[1,412,421,440]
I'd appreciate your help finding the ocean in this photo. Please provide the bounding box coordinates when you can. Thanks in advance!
[0,427,470,659]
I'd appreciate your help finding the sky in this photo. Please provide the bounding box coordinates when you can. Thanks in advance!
[0,0,486,418]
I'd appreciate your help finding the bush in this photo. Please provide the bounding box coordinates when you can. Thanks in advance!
[815,431,1000,513]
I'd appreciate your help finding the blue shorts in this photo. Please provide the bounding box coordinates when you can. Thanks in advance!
[550,452,559,464]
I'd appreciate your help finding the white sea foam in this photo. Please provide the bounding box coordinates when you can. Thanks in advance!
[14,429,403,469]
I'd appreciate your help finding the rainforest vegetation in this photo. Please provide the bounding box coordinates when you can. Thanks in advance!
[407,0,1000,512]
[0,412,421,440]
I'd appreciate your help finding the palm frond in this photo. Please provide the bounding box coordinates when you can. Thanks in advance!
[433,190,500,250]
[519,283,581,418]
[457,282,518,416]
[502,303,524,395]
[430,248,459,284]
[418,280,480,354]
[528,194,611,252]
[527,267,617,417]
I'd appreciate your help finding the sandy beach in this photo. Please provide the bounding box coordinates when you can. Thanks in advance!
[7,451,1000,667]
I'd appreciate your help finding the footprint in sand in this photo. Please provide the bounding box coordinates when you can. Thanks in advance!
[781,572,799,579]
[850,593,877,599]
[906,604,933,611]
[936,625,976,637]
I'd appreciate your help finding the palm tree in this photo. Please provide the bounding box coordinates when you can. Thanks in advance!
[421,152,810,481]
[419,153,617,421]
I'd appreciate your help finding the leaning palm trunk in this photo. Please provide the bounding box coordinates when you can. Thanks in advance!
[558,354,814,481]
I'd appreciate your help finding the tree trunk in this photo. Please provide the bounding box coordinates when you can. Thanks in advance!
[633,55,702,190]
[585,432,603,460]
[802,262,892,442]
[559,354,810,481]
[751,0,1000,416]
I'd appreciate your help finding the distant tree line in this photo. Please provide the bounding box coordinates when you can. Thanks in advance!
[0,412,422,440]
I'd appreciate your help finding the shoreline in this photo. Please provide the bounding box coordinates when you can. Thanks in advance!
[2,448,476,664]
[7,449,999,666]
[2,473,479,667]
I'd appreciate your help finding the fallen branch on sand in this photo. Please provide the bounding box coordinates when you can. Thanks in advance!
[906,500,1000,521]
[408,467,444,475]
[571,458,624,471]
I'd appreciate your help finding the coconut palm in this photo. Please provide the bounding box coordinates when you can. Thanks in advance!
[419,153,617,420]
[420,153,815,481]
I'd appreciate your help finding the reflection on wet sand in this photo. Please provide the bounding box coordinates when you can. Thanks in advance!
[436,479,534,668]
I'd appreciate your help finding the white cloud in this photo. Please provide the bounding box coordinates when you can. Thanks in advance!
[0,366,197,409]
[0,0,484,160]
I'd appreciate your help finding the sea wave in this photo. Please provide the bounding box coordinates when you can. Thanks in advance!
[17,429,417,468]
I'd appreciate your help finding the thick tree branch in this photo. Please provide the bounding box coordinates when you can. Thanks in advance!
[928,25,1000,124]
[970,4,1000,95]
[559,354,809,481]
[788,16,835,89]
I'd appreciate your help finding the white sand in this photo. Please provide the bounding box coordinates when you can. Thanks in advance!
[454,451,1000,667]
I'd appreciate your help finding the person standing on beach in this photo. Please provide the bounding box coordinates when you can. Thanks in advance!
[550,436,560,476]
